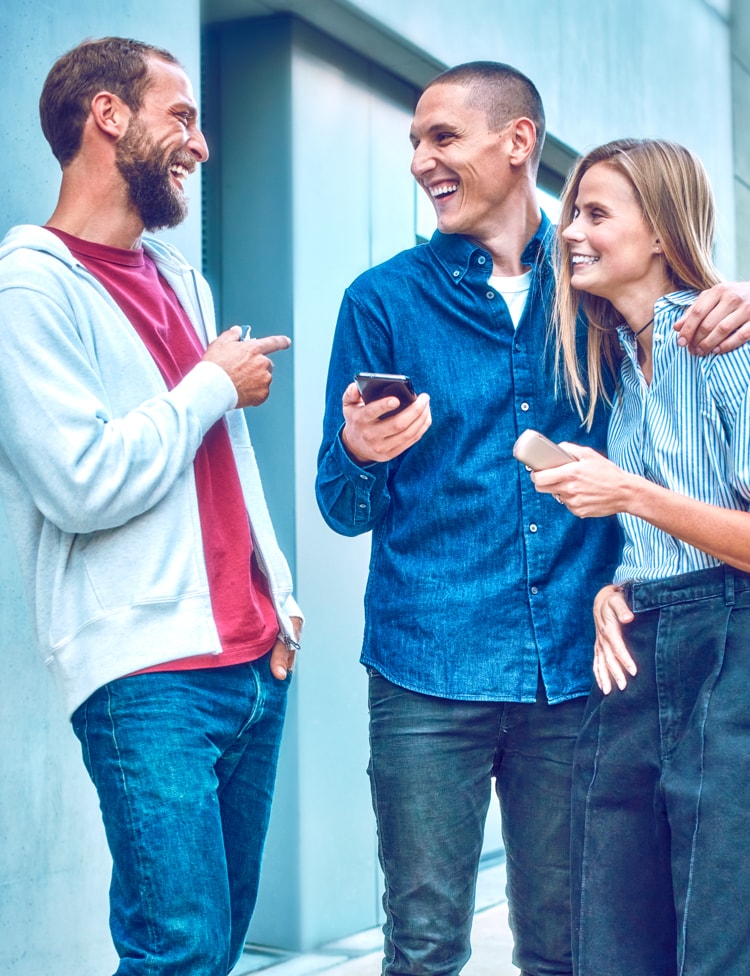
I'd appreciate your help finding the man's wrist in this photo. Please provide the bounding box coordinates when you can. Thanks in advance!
[341,425,374,466]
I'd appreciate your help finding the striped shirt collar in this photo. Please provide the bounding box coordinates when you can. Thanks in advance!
[615,289,699,352]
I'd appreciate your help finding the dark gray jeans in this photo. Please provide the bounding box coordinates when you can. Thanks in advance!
[572,565,750,976]
[367,668,586,976]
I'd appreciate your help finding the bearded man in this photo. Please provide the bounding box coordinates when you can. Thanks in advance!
[0,37,301,975]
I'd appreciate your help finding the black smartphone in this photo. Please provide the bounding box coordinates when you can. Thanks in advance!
[512,429,575,471]
[354,372,417,419]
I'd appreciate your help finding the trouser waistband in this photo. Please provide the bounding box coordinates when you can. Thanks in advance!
[624,565,750,613]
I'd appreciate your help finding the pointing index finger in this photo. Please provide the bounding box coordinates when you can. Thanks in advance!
[251,334,292,354]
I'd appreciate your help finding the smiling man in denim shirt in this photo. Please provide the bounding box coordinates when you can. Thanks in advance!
[316,62,750,976]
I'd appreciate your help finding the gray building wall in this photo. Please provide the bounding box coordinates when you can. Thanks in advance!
[0,5,203,975]
[0,1,743,973]
[732,0,750,278]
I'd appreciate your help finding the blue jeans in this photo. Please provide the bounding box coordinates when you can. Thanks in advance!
[71,654,290,976]
[367,669,586,976]
[572,566,750,976]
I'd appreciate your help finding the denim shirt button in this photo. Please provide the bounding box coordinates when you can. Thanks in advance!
[486,291,495,300]
[530,586,539,595]
[359,474,369,480]
[529,523,538,533]
[453,270,460,278]
[477,255,486,265]
[520,402,530,412]
[359,503,367,509]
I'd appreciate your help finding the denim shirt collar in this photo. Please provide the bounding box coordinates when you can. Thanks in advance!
[428,211,554,284]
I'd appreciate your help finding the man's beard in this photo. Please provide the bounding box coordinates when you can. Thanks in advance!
[115,118,192,231]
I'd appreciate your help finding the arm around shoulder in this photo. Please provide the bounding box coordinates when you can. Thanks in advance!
[674,281,750,355]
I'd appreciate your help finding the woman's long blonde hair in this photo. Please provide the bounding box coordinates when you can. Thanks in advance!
[554,138,721,429]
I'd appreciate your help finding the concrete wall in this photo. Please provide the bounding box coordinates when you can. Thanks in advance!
[204,18,415,948]
[0,0,743,971]
[203,0,740,953]
[0,4,201,975]
[732,0,750,277]
[240,0,735,271]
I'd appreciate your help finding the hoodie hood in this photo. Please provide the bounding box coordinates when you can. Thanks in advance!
[0,223,193,273]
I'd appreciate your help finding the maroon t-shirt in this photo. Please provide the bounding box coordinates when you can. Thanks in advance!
[49,229,278,669]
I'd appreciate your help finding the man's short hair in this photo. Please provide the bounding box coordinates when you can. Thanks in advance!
[426,61,546,169]
[39,36,180,168]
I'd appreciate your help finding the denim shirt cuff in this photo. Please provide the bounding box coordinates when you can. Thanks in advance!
[332,428,388,521]
[332,427,387,475]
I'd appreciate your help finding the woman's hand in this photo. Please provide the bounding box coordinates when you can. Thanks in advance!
[592,585,636,694]
[531,444,633,518]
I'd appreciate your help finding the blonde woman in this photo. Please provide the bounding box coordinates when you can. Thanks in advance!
[533,139,750,976]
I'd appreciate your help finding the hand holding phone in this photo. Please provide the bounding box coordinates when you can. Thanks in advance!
[512,429,575,471]
[354,372,417,420]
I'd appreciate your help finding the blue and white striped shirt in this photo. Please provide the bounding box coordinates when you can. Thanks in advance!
[608,289,750,584]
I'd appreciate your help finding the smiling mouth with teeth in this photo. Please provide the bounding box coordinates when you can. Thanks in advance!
[429,182,458,199]
[571,255,599,266]
[170,164,190,188]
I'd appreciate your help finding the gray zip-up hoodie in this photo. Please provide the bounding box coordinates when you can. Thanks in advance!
[0,225,301,716]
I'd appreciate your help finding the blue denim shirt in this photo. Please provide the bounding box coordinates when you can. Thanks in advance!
[316,217,619,704]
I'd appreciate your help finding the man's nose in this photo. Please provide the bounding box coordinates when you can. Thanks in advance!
[410,143,435,180]
[188,126,209,163]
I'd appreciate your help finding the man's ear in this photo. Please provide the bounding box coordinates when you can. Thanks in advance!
[507,117,537,167]
[89,90,131,140]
